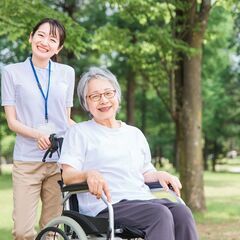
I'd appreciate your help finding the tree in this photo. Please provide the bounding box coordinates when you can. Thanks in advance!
[170,0,214,211]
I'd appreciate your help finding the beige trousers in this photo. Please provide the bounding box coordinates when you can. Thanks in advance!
[12,161,63,240]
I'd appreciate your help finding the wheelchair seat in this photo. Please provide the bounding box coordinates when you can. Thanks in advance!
[36,180,183,239]
[63,203,145,239]
[63,190,145,239]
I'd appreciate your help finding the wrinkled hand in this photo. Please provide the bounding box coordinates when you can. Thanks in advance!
[157,171,182,197]
[37,135,51,150]
[86,170,111,202]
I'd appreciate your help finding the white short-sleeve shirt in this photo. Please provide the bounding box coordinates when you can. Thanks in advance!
[1,57,75,161]
[59,120,156,216]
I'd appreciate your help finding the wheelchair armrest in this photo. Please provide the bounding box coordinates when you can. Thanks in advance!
[62,182,89,193]
[146,181,163,189]
[146,181,185,205]
[145,181,174,191]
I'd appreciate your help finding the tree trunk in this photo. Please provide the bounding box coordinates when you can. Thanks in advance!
[179,50,205,211]
[203,137,209,171]
[174,54,184,171]
[140,88,147,134]
[174,0,211,212]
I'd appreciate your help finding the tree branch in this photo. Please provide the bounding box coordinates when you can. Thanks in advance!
[199,0,212,22]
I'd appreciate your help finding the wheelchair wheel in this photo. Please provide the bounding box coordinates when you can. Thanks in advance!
[36,226,68,240]
[44,216,88,240]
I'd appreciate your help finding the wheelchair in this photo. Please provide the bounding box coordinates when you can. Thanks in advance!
[36,135,185,240]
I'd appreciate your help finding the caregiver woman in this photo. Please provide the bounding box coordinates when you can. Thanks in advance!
[1,18,75,240]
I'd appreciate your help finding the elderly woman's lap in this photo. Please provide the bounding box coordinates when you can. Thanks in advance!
[97,199,198,240]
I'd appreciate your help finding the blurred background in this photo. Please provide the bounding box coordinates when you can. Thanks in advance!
[0,1,240,239]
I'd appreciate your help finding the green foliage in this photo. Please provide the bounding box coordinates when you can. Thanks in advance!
[0,0,86,62]
[1,135,15,162]
[0,108,15,162]
[202,5,240,157]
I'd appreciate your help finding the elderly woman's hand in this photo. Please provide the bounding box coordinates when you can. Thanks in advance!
[156,171,182,196]
[86,170,111,202]
[144,171,182,197]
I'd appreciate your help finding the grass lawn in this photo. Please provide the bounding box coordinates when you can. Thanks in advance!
[0,164,240,240]
[0,165,13,240]
[195,171,240,240]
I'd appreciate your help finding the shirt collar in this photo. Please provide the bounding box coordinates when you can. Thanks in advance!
[25,57,55,72]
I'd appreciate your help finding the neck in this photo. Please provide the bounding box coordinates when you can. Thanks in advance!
[31,55,50,68]
[93,118,120,128]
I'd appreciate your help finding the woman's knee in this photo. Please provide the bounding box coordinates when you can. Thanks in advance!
[172,204,195,224]
[151,204,174,225]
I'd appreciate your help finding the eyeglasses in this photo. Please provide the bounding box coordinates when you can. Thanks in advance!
[87,90,116,102]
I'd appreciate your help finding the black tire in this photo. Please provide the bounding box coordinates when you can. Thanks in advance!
[45,216,88,240]
[35,226,68,240]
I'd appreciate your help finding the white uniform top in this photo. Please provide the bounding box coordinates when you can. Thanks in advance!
[1,57,75,162]
[59,120,156,216]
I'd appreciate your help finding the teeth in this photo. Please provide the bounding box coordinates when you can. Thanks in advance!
[99,107,110,112]
[37,46,48,52]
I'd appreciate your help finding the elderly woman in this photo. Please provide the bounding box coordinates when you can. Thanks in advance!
[58,67,198,240]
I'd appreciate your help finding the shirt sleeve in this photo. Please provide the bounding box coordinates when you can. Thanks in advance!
[58,124,86,170]
[1,67,16,106]
[139,130,156,174]
[65,67,75,107]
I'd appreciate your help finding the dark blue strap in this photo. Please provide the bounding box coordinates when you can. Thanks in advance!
[29,57,51,122]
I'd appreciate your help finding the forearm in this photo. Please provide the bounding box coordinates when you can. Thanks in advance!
[4,106,43,139]
[7,117,43,139]
[61,165,111,201]
[143,171,159,183]
[61,164,88,185]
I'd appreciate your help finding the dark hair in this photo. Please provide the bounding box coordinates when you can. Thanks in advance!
[31,18,66,62]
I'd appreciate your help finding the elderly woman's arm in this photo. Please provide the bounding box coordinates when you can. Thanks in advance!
[143,171,182,197]
[62,164,111,202]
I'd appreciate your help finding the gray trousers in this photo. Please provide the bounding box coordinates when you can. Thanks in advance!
[97,199,198,240]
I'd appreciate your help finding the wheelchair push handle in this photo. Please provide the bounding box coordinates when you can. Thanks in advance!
[42,134,63,162]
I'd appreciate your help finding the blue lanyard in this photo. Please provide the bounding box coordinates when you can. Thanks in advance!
[29,57,51,122]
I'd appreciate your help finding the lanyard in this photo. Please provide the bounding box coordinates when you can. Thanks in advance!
[29,57,51,122]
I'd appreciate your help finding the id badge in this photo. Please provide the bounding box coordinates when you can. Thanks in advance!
[37,122,56,135]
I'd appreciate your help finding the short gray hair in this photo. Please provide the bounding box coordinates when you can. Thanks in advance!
[77,66,122,112]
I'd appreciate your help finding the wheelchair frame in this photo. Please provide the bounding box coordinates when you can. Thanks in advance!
[36,181,184,240]
[36,135,185,239]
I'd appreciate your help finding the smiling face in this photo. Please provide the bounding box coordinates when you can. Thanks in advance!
[29,22,62,62]
[86,77,119,126]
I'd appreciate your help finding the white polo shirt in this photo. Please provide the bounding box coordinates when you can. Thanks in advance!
[1,57,75,162]
[59,120,156,216]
